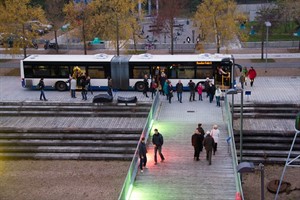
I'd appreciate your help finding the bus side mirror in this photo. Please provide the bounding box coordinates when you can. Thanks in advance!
[296,112,300,131]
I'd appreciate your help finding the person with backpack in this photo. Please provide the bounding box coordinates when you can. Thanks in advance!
[38,78,47,101]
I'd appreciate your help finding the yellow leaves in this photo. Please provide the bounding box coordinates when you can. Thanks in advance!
[193,0,246,52]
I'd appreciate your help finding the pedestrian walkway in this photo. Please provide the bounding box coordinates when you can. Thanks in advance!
[130,94,236,200]
[129,76,300,200]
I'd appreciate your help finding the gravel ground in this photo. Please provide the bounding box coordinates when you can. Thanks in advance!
[0,160,130,200]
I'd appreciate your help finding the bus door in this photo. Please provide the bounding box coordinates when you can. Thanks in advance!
[214,64,231,90]
[71,66,87,87]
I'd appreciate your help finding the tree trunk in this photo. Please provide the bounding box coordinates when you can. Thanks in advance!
[82,20,87,55]
[261,41,264,60]
[54,30,58,54]
[170,20,174,55]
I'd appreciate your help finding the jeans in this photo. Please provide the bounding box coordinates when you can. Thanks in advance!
[216,96,220,107]
[40,90,46,100]
[139,155,147,170]
[189,91,195,101]
[177,92,182,102]
[154,145,165,163]
[198,94,203,101]
[81,89,87,100]
[206,149,213,165]
[71,90,76,98]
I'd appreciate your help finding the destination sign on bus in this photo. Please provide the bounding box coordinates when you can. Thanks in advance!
[196,61,212,65]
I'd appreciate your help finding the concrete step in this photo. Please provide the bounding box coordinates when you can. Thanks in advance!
[233,107,299,114]
[234,136,300,144]
[234,130,295,137]
[0,127,143,134]
[0,146,136,154]
[238,156,300,165]
[233,113,297,119]
[0,139,138,147]
[0,111,149,117]
[236,143,300,150]
[0,133,141,140]
[0,105,151,112]
[237,150,300,158]
[0,152,134,160]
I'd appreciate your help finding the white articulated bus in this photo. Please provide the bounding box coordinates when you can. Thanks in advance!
[20,53,235,91]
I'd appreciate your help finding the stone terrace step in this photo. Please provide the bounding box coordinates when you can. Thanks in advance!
[0,152,134,160]
[0,139,138,147]
[233,113,297,119]
[237,150,300,158]
[236,143,300,151]
[0,110,149,117]
[0,133,141,140]
[239,156,300,165]
[0,146,136,154]
[234,136,300,144]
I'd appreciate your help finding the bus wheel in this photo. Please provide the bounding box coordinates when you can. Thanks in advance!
[135,82,145,92]
[55,81,67,91]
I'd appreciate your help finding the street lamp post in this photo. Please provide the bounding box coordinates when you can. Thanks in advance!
[265,21,271,73]
[226,88,244,163]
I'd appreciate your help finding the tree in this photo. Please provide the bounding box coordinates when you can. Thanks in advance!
[64,0,142,55]
[193,0,246,53]
[44,0,67,54]
[255,4,281,59]
[154,0,187,55]
[0,0,46,58]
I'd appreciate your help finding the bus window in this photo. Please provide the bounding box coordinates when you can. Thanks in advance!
[178,66,194,79]
[24,65,34,78]
[88,66,105,78]
[132,66,150,79]
[33,65,51,77]
[196,66,213,79]
[58,66,69,78]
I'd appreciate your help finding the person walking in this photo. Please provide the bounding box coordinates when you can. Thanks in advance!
[138,137,147,173]
[107,76,113,96]
[248,66,257,87]
[143,74,149,98]
[188,79,196,101]
[80,75,87,101]
[197,123,205,136]
[70,77,77,98]
[191,129,204,161]
[210,125,220,155]
[204,78,210,98]
[167,81,173,103]
[203,131,215,165]
[160,72,167,95]
[86,76,93,95]
[215,86,222,107]
[163,80,169,100]
[38,78,47,101]
[176,80,183,103]
[152,129,165,165]
[197,84,203,101]
[150,78,157,99]
[208,82,216,103]
[239,73,246,89]
[242,66,248,86]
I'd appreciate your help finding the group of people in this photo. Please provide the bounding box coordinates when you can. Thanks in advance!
[138,128,165,173]
[138,124,221,173]
[191,124,220,165]
[142,74,223,107]
[239,66,257,88]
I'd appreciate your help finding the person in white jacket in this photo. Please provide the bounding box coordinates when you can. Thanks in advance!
[215,86,222,107]
[210,125,220,155]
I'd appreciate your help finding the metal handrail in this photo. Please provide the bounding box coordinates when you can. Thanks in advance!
[224,95,244,199]
[118,94,160,200]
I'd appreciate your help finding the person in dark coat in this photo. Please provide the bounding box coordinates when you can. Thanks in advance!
[176,80,183,103]
[80,75,87,100]
[208,82,216,103]
[143,74,149,98]
[38,78,47,101]
[191,129,204,161]
[197,123,205,136]
[204,78,210,98]
[152,129,165,164]
[107,76,113,96]
[204,131,215,165]
[188,79,196,101]
[167,81,173,104]
[139,137,147,172]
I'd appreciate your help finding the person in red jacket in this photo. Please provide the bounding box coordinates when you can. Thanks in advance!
[248,66,257,87]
